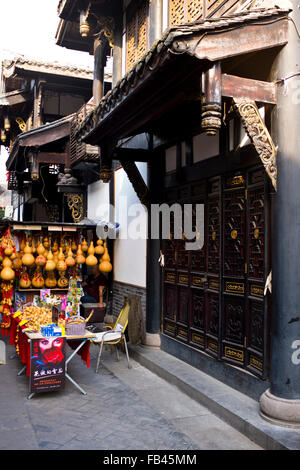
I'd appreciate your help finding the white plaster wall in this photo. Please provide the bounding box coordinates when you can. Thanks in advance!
[113,163,147,288]
[87,180,110,222]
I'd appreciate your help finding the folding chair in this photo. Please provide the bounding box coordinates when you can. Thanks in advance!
[92,299,132,373]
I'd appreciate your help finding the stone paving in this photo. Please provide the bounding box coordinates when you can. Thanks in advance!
[0,338,261,450]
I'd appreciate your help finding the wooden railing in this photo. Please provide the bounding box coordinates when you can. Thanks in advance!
[70,102,99,166]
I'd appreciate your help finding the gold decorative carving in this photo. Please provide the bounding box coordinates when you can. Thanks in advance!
[254,228,260,239]
[250,355,263,371]
[66,194,84,223]
[234,99,277,190]
[231,229,238,239]
[225,281,244,294]
[224,346,244,362]
[15,117,26,132]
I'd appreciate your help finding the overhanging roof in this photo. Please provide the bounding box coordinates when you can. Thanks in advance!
[2,57,93,82]
[75,7,290,146]
[6,114,74,171]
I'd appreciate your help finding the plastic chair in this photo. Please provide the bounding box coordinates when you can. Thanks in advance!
[92,299,132,373]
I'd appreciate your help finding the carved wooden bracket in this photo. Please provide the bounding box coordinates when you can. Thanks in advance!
[66,193,84,223]
[119,160,149,207]
[233,98,277,191]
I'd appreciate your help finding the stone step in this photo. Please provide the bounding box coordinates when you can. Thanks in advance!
[128,344,300,450]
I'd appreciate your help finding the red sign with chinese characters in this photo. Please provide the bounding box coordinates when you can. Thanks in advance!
[29,337,66,394]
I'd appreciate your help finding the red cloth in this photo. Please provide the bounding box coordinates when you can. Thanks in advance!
[67,340,90,368]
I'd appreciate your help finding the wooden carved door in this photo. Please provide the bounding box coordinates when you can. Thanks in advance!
[162,166,269,378]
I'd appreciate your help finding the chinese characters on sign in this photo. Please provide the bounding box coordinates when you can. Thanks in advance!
[29,337,66,394]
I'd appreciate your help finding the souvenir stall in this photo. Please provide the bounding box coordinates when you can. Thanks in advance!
[0,222,112,396]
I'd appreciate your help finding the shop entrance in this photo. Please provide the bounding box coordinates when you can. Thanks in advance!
[162,166,270,379]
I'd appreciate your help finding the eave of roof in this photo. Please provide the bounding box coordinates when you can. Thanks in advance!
[75,7,291,144]
[2,57,93,81]
[6,114,74,171]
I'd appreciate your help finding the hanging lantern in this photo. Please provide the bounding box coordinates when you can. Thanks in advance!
[4,116,10,132]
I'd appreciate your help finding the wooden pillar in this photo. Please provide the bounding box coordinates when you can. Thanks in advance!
[149,0,162,46]
[201,62,222,136]
[260,0,300,427]
[93,36,108,106]
[145,150,164,346]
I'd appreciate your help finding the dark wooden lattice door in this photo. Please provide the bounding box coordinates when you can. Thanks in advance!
[162,166,269,379]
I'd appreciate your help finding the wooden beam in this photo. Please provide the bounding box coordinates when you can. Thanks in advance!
[119,159,149,206]
[222,74,276,104]
[187,19,288,62]
[37,152,67,164]
[113,147,151,162]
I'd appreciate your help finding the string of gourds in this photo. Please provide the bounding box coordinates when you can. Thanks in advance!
[0,234,112,290]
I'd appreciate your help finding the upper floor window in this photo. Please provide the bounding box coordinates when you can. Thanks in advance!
[126,0,149,72]
[169,0,204,26]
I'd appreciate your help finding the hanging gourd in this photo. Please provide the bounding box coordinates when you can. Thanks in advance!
[32,268,45,288]
[45,271,57,288]
[45,249,56,271]
[82,238,88,252]
[56,247,67,271]
[52,240,59,253]
[20,238,26,253]
[66,247,75,267]
[12,253,22,270]
[19,269,31,289]
[95,238,105,255]
[43,237,50,249]
[76,244,86,265]
[57,271,68,288]
[36,253,46,267]
[31,238,36,254]
[37,240,45,255]
[71,240,77,252]
[86,241,98,266]
[22,242,35,267]
[99,246,112,273]
[4,244,14,257]
[1,257,15,281]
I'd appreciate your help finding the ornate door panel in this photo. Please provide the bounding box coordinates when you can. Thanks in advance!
[222,174,247,366]
[162,166,269,379]
[245,168,268,378]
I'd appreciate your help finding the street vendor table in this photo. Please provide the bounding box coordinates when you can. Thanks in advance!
[9,316,96,398]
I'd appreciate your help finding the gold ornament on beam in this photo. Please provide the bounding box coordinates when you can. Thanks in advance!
[15,117,26,132]
[67,194,84,223]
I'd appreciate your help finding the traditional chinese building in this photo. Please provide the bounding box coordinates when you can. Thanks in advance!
[57,0,300,426]
[0,57,100,223]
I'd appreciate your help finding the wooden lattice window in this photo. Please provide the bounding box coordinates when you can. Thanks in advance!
[206,0,226,17]
[126,0,149,71]
[169,0,203,26]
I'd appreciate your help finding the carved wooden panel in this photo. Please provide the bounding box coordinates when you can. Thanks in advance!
[223,296,244,345]
[178,287,189,325]
[248,300,264,353]
[223,188,246,277]
[207,196,220,275]
[169,0,203,26]
[206,292,219,337]
[164,285,177,320]
[126,1,149,71]
[191,288,205,331]
[169,0,186,26]
[248,187,265,280]
[187,0,204,21]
